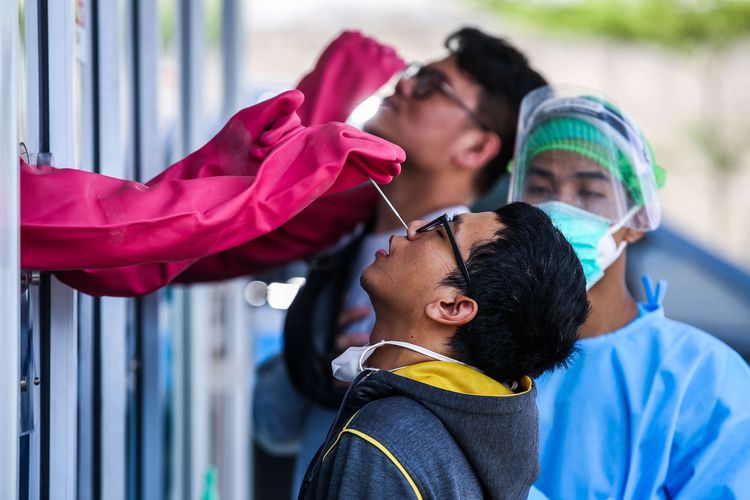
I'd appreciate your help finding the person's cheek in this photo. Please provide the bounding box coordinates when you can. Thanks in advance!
[422,247,453,279]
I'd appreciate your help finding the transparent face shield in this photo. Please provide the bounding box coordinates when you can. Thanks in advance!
[508,86,661,231]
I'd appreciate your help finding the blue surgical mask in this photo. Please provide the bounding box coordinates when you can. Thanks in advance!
[538,201,637,290]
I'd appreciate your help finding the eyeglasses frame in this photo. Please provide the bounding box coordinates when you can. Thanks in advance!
[416,213,472,289]
[402,63,491,132]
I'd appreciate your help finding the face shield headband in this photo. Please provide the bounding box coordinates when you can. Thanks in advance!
[523,97,660,202]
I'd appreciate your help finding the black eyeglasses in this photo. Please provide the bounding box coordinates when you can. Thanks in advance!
[401,63,490,131]
[416,214,472,289]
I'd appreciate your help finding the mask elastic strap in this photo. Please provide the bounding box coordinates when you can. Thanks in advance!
[357,341,388,373]
[603,204,640,263]
[384,340,469,366]
[612,240,628,262]
[359,340,470,372]
[608,205,641,235]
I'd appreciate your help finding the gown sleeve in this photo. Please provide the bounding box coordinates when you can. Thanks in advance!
[664,338,750,498]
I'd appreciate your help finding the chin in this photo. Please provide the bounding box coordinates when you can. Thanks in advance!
[360,266,376,295]
[360,265,390,306]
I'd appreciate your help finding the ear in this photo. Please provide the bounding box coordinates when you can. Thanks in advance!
[425,294,478,326]
[453,131,501,172]
[622,227,645,245]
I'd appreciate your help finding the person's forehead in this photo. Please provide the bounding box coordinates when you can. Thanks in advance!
[529,150,611,179]
[454,212,501,241]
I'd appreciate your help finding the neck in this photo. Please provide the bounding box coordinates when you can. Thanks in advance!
[367,307,451,370]
[579,253,639,339]
[373,165,475,234]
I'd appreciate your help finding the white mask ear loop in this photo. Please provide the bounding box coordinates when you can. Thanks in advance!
[384,340,469,366]
[357,341,387,373]
[358,340,470,372]
[608,205,641,235]
[607,205,641,254]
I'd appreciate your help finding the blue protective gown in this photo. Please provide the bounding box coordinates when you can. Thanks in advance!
[535,285,750,499]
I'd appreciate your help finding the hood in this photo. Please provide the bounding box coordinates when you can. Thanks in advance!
[349,361,539,499]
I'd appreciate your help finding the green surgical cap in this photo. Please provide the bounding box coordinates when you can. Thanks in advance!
[521,116,666,205]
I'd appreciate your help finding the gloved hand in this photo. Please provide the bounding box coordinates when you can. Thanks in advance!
[23,90,403,272]
[50,31,408,295]
[166,30,406,285]
[147,90,303,183]
[296,30,405,126]
[164,30,404,288]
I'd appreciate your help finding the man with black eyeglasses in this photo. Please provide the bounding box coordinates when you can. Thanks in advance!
[253,27,548,493]
[297,202,588,499]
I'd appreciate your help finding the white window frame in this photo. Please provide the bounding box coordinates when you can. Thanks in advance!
[0,0,21,495]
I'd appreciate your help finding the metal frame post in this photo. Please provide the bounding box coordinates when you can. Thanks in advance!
[0,0,21,495]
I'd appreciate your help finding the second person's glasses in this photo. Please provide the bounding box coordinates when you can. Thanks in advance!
[401,63,490,131]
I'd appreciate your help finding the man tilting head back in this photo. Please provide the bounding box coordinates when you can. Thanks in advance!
[299,202,589,499]
[254,28,549,494]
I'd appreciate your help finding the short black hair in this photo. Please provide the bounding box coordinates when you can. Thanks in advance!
[446,27,547,195]
[443,202,588,381]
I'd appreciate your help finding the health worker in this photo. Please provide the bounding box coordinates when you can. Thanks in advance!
[508,86,750,498]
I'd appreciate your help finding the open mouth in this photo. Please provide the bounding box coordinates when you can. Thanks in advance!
[376,236,397,258]
[381,96,399,112]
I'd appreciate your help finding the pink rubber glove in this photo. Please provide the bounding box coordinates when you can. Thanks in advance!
[173,186,378,283]
[146,90,303,183]
[23,90,403,272]
[168,31,407,284]
[52,31,407,295]
[56,187,378,296]
[174,30,405,285]
[296,30,406,126]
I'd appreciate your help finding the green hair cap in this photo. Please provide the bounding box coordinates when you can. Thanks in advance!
[520,116,666,205]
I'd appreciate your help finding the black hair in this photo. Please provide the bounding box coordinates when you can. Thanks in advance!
[443,202,589,381]
[445,27,547,195]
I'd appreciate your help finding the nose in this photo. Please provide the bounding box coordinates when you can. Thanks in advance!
[395,75,414,97]
[388,234,397,249]
[406,219,427,241]
[556,184,579,207]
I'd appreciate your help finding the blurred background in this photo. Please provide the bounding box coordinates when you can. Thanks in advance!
[244,0,750,271]
[2,1,749,500]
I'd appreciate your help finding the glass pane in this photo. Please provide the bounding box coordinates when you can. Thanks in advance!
[158,0,180,164]
[73,0,86,167]
[203,0,223,124]
[17,0,27,148]
[119,0,132,179]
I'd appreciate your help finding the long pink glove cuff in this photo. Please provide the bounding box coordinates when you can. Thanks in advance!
[56,188,378,296]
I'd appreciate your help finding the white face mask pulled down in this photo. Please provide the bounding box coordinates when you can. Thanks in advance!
[331,340,467,383]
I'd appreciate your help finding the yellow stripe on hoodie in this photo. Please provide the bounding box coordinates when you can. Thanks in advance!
[393,361,532,396]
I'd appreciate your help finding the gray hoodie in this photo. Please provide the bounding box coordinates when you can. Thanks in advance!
[298,361,539,500]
